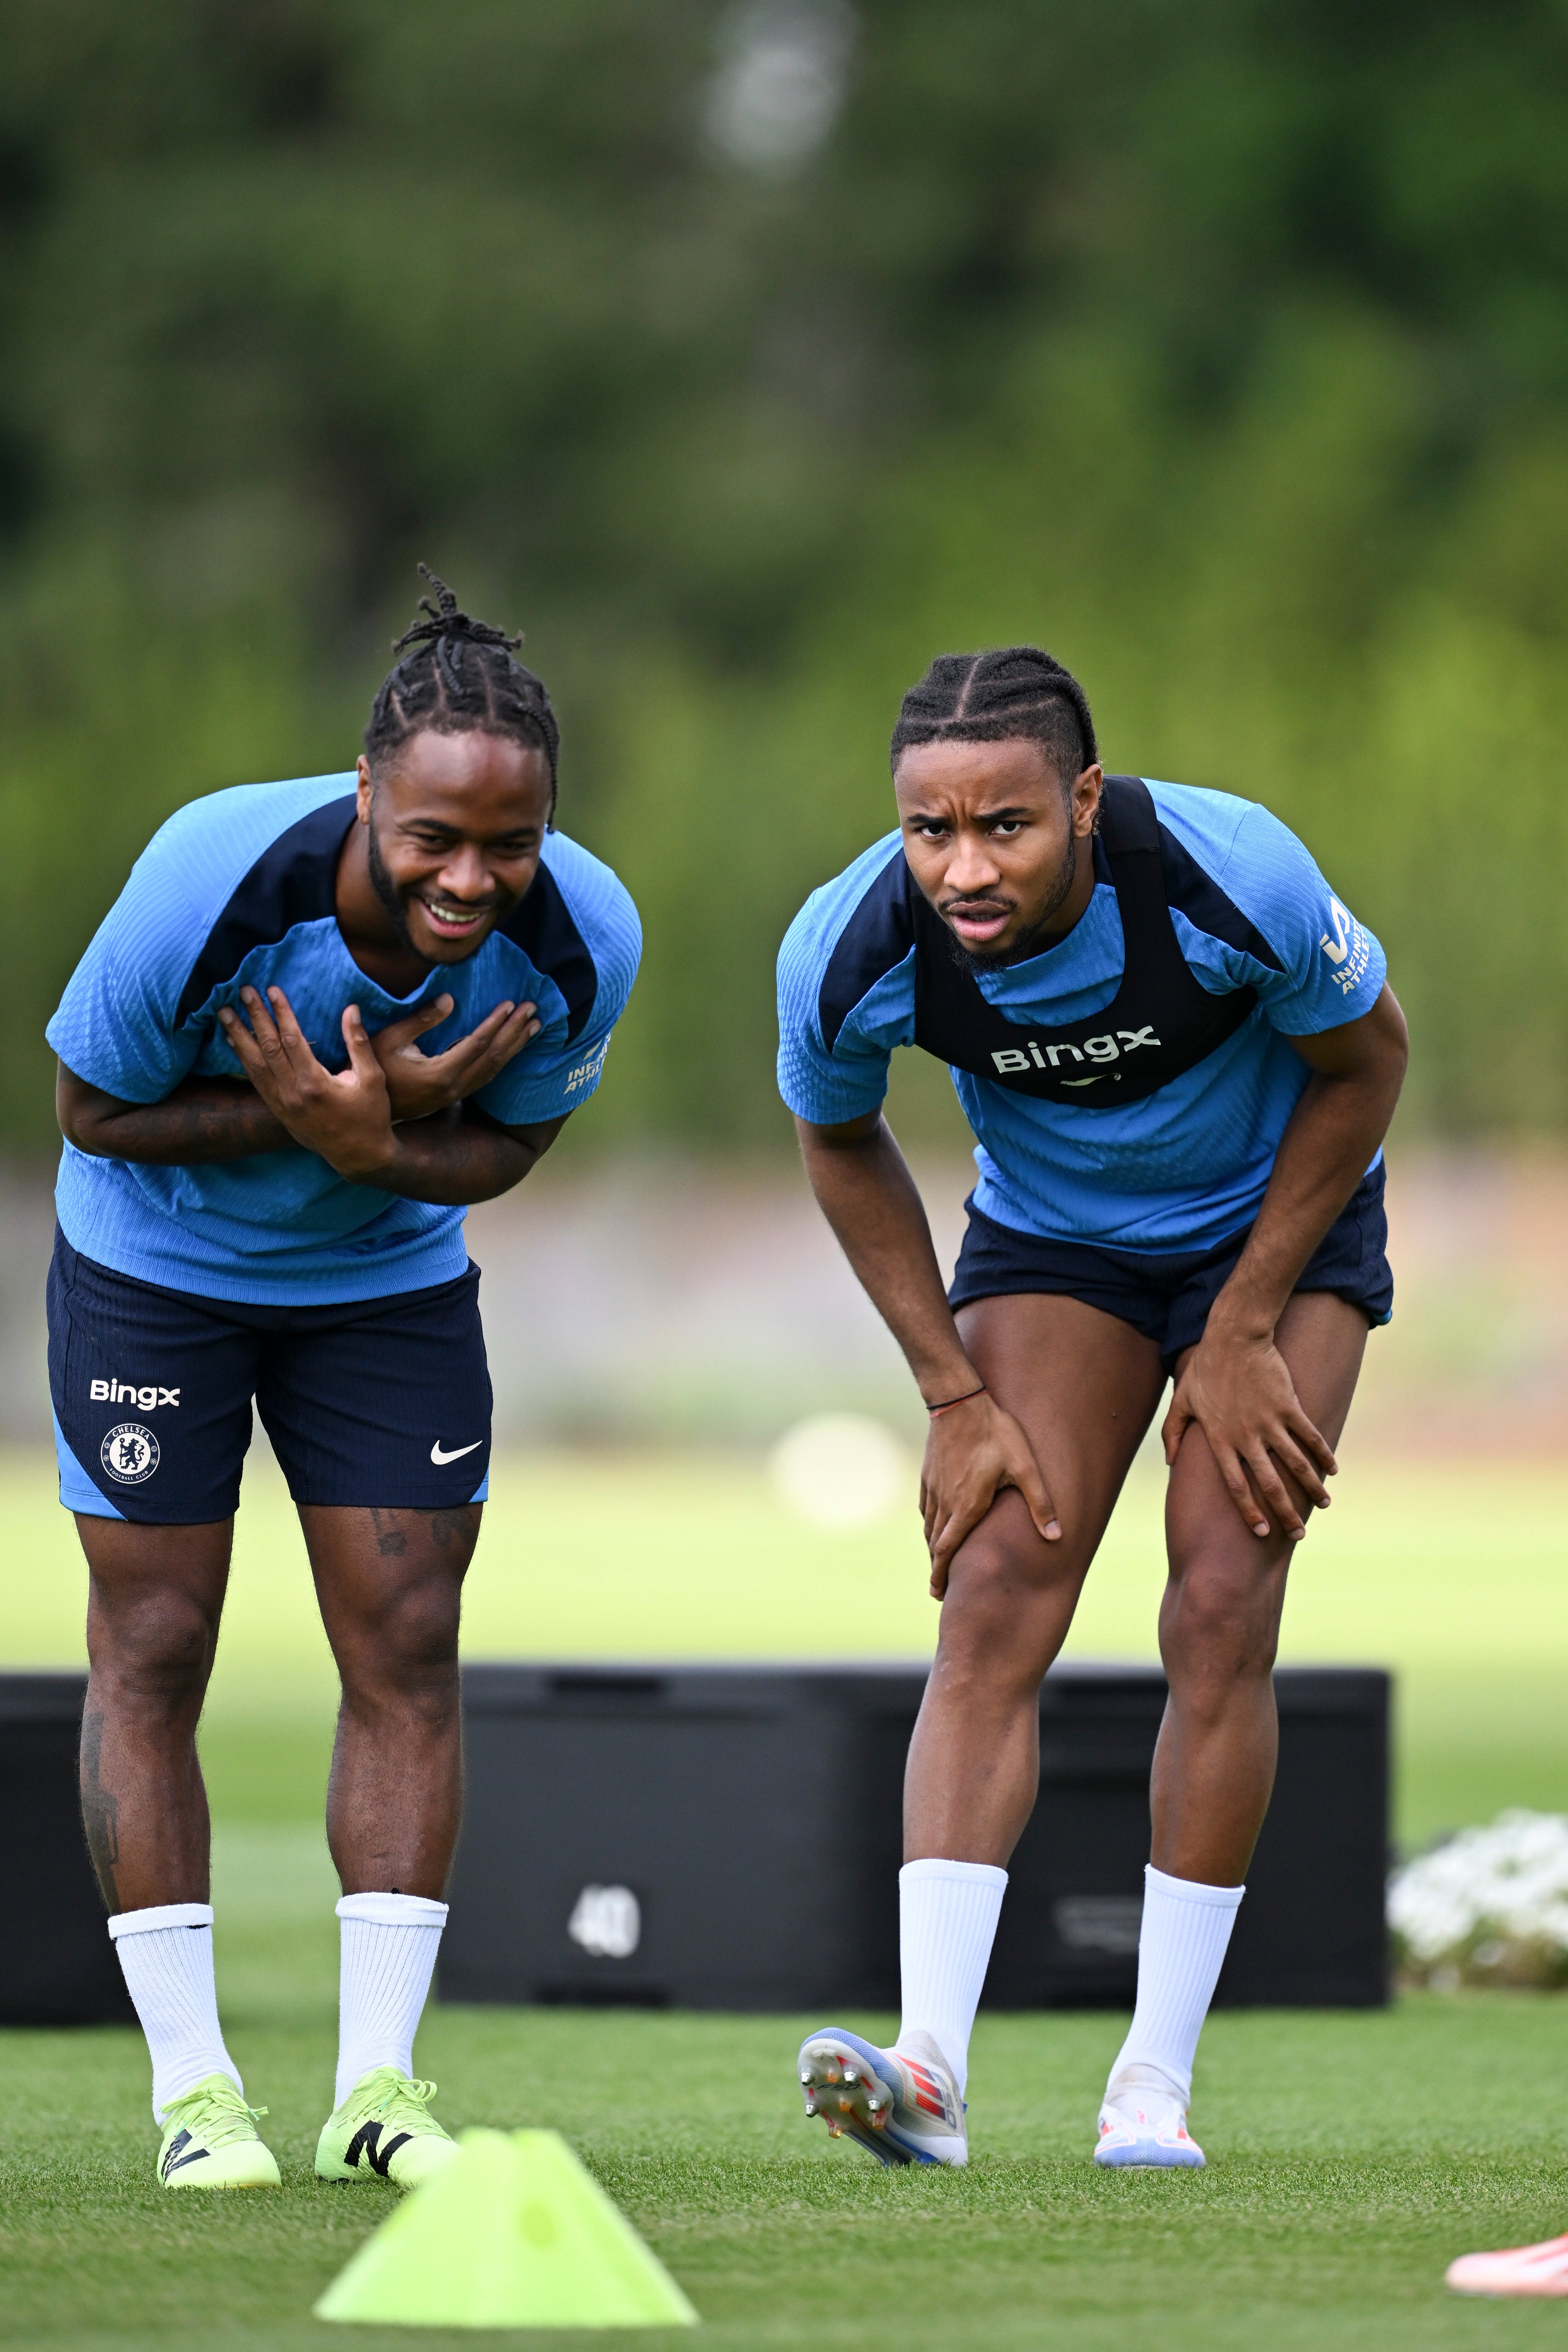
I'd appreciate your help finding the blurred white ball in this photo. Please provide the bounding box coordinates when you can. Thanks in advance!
[703,0,856,177]
[769,1412,912,1530]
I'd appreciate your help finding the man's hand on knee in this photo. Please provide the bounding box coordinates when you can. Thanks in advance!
[1163,1330,1335,1543]
[921,1393,1060,1599]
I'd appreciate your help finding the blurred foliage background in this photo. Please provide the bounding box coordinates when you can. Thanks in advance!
[4,0,1567,1151]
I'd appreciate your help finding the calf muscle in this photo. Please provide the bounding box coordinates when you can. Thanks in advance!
[1152,1290,1368,1882]
[904,1295,1166,1864]
[77,1514,233,1911]
[300,1502,480,1898]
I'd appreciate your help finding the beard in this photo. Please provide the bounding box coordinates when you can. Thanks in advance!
[365,810,421,958]
[944,831,1078,973]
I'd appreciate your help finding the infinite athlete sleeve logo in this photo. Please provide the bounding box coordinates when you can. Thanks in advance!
[563,1037,611,1094]
[1319,898,1372,997]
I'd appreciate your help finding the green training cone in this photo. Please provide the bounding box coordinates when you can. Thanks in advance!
[314,2127,698,2330]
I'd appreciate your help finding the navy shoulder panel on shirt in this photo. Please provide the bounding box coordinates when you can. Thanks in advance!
[819,853,916,1053]
[498,860,598,1043]
[175,794,356,1028]
[1157,824,1282,973]
[814,821,1276,1054]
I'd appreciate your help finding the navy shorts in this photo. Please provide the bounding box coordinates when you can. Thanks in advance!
[948,1163,1393,1375]
[47,1229,493,1524]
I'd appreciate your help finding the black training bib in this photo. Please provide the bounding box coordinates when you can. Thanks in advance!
[818,776,1264,1110]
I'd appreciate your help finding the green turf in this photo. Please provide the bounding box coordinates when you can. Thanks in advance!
[2,1830,1567,2349]
[6,1439,1568,2346]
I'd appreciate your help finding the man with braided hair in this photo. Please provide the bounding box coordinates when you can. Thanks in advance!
[46,569,640,2190]
[777,646,1406,2169]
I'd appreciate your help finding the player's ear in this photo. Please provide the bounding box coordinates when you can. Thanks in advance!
[1072,763,1103,838]
[355,755,374,823]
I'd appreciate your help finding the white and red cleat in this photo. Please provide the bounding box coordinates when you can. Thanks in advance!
[1094,2065,1205,2169]
[796,2027,967,2167]
[1446,2231,1568,2297]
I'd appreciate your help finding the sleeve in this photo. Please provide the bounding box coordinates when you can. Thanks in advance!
[45,840,207,1103]
[472,868,642,1126]
[775,895,898,1124]
[1209,803,1387,1035]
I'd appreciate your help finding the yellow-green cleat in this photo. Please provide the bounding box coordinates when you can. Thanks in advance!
[315,2066,460,2189]
[157,2073,281,2189]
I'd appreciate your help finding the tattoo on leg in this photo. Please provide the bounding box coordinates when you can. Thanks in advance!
[431,1505,481,1554]
[368,1507,408,1558]
[80,1706,122,1908]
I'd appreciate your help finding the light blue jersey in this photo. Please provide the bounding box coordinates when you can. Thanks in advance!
[777,779,1385,1253]
[48,774,641,1302]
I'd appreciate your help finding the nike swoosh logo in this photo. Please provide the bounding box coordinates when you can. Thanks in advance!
[1060,1077,1103,1087]
[431,1439,483,1465]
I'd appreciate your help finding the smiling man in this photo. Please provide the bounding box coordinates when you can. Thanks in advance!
[777,646,1406,2170]
[46,570,640,2192]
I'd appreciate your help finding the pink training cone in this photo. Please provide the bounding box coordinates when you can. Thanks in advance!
[1446,2231,1568,2297]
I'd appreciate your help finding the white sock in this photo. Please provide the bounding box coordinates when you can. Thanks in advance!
[334,1892,449,2108]
[1104,1864,1246,2106]
[107,1903,241,2124]
[896,1858,1008,2096]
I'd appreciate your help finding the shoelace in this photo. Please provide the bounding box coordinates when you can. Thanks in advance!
[357,2071,439,2124]
[164,2084,268,2147]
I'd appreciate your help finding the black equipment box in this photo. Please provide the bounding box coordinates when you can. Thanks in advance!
[442,1661,1388,2012]
[0,1674,134,2025]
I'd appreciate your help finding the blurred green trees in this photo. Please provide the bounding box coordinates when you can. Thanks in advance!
[3,0,1566,1147]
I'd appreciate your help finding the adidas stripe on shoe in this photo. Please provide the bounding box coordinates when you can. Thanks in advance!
[797,2027,968,2167]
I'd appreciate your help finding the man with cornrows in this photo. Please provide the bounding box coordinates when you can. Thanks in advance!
[778,646,1406,2168]
[47,569,640,2189]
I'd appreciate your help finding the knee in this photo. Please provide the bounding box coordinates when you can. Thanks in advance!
[338,1576,462,1705]
[1161,1557,1281,1707]
[936,1531,1073,1696]
[88,1586,218,1709]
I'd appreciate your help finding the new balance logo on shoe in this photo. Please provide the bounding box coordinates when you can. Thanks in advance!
[159,2129,208,2180]
[344,2120,413,2178]
[990,1027,1160,1075]
[430,1439,482,1465]
[89,1379,180,1407]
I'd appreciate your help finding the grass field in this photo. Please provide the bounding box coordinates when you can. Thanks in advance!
[3,1445,1566,2346]
[5,1848,1568,2352]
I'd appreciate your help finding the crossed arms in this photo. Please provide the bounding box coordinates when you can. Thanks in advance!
[57,986,564,1206]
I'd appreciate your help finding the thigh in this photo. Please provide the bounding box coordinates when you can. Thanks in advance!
[257,1266,493,1512]
[1164,1290,1370,1634]
[47,1230,258,1526]
[949,1290,1168,1599]
[299,1502,481,1671]
[77,1513,234,1649]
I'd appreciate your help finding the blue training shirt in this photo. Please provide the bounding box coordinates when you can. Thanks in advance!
[777,780,1385,1255]
[48,773,641,1303]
